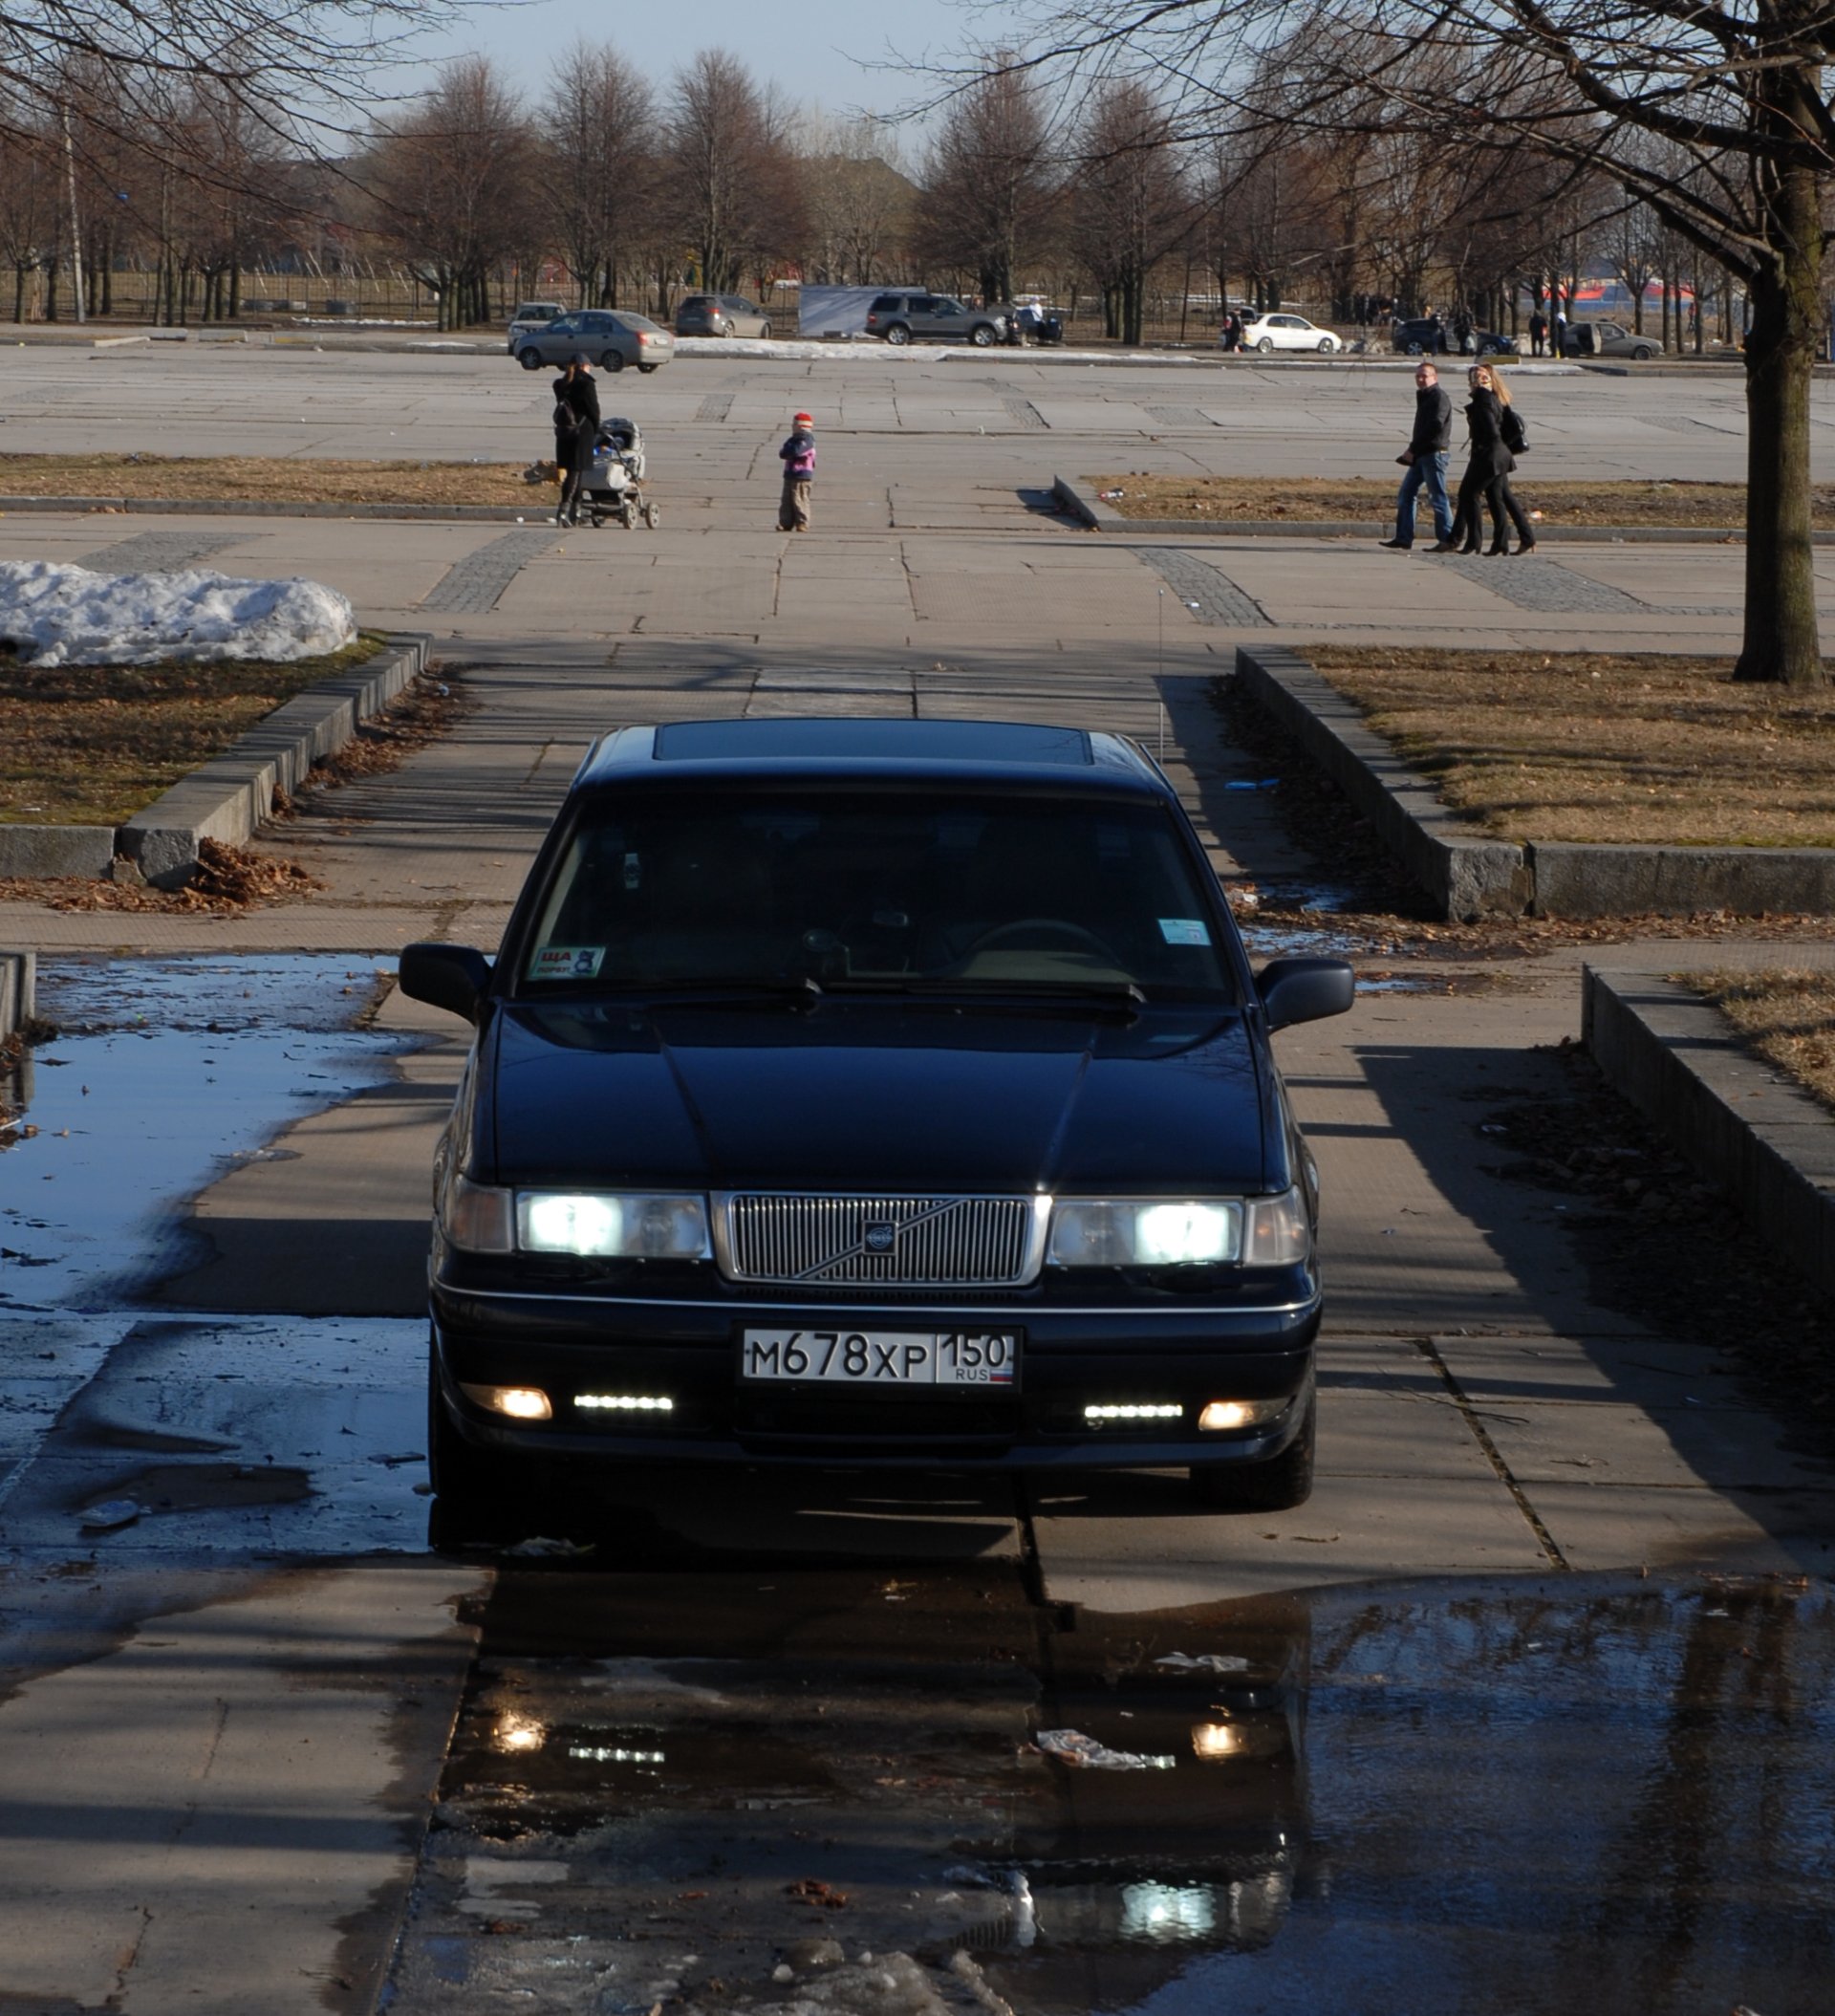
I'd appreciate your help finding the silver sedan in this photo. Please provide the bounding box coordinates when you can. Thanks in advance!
[512,310,675,376]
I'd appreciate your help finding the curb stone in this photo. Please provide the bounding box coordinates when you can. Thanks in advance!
[0,631,432,889]
[1050,473,1823,545]
[0,495,538,523]
[1584,968,1835,1300]
[0,950,32,1040]
[1233,642,1835,921]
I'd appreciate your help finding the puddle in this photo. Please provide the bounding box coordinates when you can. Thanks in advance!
[401,1568,1835,2015]
[0,957,409,1308]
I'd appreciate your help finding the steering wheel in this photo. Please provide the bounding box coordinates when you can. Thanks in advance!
[961,918,1117,960]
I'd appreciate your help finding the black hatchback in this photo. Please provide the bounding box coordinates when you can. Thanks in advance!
[399,718,1353,1521]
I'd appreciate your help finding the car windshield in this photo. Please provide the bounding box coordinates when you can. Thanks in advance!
[515,788,1236,1001]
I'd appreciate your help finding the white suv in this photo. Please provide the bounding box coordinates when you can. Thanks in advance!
[505,302,566,355]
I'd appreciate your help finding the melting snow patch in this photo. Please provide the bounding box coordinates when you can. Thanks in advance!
[0,560,356,669]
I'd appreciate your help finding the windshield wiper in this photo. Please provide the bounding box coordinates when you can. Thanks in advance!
[823,976,1148,1014]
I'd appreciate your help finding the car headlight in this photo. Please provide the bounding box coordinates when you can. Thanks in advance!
[1047,1186,1311,1268]
[516,1191,710,1259]
[440,1177,710,1259]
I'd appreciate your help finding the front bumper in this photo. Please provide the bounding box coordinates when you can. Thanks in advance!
[431,1276,1319,1472]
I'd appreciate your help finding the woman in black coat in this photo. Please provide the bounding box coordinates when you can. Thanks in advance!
[551,355,601,527]
[1442,363,1513,553]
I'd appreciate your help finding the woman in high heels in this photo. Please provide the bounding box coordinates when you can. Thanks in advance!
[1442,363,1512,553]
[1489,364,1537,553]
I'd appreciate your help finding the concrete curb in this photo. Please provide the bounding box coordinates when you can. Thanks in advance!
[1584,968,1835,1300]
[0,631,432,889]
[1052,473,1803,545]
[0,950,33,1040]
[1233,642,1835,921]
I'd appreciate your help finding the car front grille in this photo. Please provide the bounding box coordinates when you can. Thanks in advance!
[719,1194,1044,1288]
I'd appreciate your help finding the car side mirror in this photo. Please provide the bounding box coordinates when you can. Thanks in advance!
[1257,957,1355,1031]
[399,942,492,1023]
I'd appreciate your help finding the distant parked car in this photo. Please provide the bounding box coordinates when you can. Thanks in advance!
[1239,313,1343,355]
[506,301,567,355]
[675,293,773,339]
[1561,318,1659,361]
[864,291,1011,347]
[1391,315,1448,355]
[514,311,675,375]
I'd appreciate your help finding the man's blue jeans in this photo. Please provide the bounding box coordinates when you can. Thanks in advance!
[1393,451,1453,545]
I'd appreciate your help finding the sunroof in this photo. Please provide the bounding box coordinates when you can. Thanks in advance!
[652,719,1094,765]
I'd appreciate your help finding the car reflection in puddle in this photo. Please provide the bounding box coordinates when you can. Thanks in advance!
[0,955,410,1308]
[399,1566,1835,2016]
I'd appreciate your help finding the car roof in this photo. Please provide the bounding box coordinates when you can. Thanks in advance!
[572,717,1169,795]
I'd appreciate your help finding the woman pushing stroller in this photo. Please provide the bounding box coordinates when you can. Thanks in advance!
[551,355,600,528]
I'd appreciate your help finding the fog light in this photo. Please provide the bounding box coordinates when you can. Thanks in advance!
[1191,1722,1244,1761]
[1198,1397,1288,1432]
[575,1393,675,1413]
[1084,1402,1184,1423]
[461,1382,552,1421]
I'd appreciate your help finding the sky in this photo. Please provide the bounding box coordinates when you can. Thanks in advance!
[394,0,982,134]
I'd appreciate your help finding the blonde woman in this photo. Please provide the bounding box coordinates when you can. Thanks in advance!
[1440,362,1516,554]
[1488,363,1537,553]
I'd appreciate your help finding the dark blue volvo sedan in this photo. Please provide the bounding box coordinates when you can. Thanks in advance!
[399,718,1353,1519]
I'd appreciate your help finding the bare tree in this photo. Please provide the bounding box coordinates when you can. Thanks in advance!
[938,1,1831,684]
[543,43,659,309]
[367,58,535,330]
[666,50,804,296]
[797,115,916,285]
[1068,79,1194,342]
[918,58,1057,304]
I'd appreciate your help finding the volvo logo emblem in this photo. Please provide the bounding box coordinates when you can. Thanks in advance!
[864,1222,897,1253]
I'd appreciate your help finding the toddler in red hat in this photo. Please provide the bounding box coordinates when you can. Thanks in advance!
[778,412,816,531]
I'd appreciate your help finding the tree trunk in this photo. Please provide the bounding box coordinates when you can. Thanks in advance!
[1737,159,1825,684]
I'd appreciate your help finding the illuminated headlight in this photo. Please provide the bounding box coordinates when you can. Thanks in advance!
[1198,1396,1293,1432]
[1049,1200,1241,1267]
[516,1193,710,1259]
[461,1382,552,1420]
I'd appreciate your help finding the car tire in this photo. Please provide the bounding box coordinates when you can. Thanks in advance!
[1403,341,1423,356]
[1632,346,1652,361]
[1317,337,1334,352]
[1189,1394,1316,1511]
[1255,336,1275,354]
[761,321,772,339]
[602,350,626,372]
[885,323,911,346]
[518,347,544,371]
[970,322,997,347]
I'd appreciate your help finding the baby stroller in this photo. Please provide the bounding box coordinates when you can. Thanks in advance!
[581,418,659,530]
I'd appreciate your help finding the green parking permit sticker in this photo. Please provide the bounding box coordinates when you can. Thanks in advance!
[532,945,606,980]
[1159,919,1211,946]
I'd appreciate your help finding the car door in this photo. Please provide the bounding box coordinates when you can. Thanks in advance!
[927,297,966,338]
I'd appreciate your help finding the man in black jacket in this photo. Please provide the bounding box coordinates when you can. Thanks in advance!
[1379,361,1454,551]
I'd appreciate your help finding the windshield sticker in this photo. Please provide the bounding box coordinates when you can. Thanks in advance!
[532,945,606,981]
[1159,919,1212,947]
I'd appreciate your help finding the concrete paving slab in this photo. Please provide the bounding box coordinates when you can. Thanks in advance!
[1526,1478,1835,1575]
[1484,1397,1830,1493]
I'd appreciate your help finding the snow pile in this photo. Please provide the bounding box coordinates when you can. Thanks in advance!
[0,560,356,669]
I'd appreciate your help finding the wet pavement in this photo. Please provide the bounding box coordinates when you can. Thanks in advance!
[1,934,1833,2010]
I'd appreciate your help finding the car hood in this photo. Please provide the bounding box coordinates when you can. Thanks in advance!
[483,1000,1273,1195]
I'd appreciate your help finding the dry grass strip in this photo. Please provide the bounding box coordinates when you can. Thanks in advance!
[1087,474,1835,531]
[1684,969,1835,1115]
[1,633,389,826]
[0,453,544,507]
[1307,648,1835,848]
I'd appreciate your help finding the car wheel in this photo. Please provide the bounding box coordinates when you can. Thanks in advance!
[1189,1394,1316,1511]
[885,323,911,346]
[1255,336,1275,354]
[1632,346,1652,361]
[601,349,626,372]
[970,322,997,347]
[1403,341,1423,356]
[761,321,772,339]
[644,501,661,529]
[1317,337,1334,352]
[518,347,544,371]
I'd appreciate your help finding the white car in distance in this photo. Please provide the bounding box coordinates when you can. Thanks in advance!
[1237,313,1343,355]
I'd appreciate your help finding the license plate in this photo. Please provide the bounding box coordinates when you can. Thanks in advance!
[739,1328,1020,1389]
